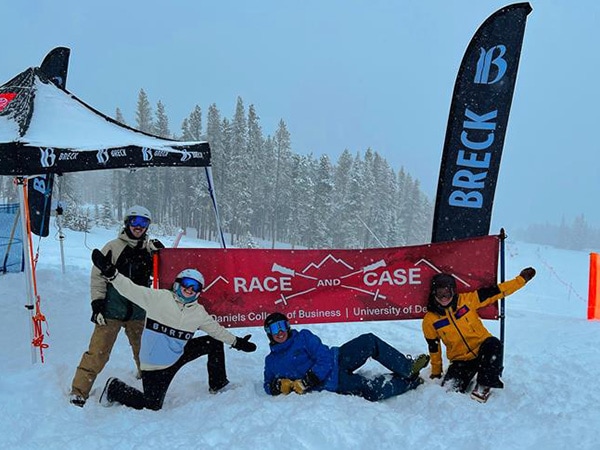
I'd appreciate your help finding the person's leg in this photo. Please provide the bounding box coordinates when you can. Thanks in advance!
[338,333,412,377]
[70,320,121,399]
[178,336,228,392]
[337,370,421,402]
[141,367,177,410]
[442,359,478,392]
[476,337,504,388]
[104,378,146,410]
[123,319,144,376]
[104,367,175,411]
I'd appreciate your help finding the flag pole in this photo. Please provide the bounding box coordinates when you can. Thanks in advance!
[499,228,507,369]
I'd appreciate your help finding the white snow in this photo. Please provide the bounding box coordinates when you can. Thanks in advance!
[0,223,598,449]
[0,75,205,151]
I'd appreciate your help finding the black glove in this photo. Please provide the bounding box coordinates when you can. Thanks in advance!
[269,378,282,396]
[91,249,117,280]
[90,299,107,326]
[150,239,165,250]
[302,370,321,389]
[232,334,257,352]
[520,267,536,282]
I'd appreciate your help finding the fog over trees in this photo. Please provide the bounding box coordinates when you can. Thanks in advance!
[0,91,432,249]
[2,90,595,251]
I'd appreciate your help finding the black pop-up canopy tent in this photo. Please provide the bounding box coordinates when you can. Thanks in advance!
[0,66,211,174]
[0,48,225,362]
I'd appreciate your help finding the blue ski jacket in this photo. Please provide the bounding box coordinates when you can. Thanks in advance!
[263,329,339,395]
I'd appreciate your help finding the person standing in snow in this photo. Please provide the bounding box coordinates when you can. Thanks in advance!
[91,250,257,411]
[263,312,429,402]
[422,267,536,402]
[69,205,164,407]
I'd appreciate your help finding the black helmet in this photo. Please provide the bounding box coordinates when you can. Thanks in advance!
[430,273,456,292]
[264,312,290,344]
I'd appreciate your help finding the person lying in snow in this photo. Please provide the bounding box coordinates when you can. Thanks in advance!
[90,249,257,411]
[422,267,536,402]
[262,312,429,402]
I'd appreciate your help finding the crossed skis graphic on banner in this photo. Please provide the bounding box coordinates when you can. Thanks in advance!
[270,257,388,306]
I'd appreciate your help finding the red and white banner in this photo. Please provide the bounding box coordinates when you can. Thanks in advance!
[157,235,500,328]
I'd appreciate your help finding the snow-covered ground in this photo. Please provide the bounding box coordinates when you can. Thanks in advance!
[1,222,598,449]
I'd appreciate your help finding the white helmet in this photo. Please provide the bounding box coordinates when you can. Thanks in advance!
[173,268,205,304]
[124,205,152,223]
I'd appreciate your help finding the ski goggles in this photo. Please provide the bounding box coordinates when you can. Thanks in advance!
[434,287,453,301]
[128,215,151,228]
[179,277,202,293]
[265,320,288,335]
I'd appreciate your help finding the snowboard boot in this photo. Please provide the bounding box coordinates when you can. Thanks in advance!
[409,354,430,379]
[69,394,86,408]
[209,379,230,394]
[99,377,118,407]
[470,384,491,403]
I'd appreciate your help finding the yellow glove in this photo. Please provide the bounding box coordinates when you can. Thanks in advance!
[291,379,307,394]
[279,378,294,395]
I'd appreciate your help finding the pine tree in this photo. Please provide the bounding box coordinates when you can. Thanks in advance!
[287,154,314,248]
[135,89,153,133]
[311,155,334,248]
[270,119,292,248]
[124,89,155,216]
[187,105,203,140]
[331,150,353,247]
[115,107,127,125]
[204,104,224,241]
[227,97,252,244]
[154,100,170,138]
[360,148,377,247]
[150,100,172,224]
[179,105,207,236]
[366,152,395,248]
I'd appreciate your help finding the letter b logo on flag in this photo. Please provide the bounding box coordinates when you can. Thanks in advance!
[474,45,507,84]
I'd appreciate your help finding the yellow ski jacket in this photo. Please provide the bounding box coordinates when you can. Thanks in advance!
[422,275,527,377]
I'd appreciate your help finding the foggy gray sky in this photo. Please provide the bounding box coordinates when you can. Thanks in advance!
[3,1,598,233]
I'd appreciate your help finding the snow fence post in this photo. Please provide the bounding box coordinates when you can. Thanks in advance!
[588,253,600,320]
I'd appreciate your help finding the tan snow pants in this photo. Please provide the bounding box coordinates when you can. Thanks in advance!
[70,319,144,399]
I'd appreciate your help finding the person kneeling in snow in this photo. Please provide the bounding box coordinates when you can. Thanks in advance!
[263,312,429,402]
[91,249,257,411]
[422,267,536,402]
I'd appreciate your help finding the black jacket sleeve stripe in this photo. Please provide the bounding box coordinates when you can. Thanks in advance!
[426,338,439,353]
[477,285,502,303]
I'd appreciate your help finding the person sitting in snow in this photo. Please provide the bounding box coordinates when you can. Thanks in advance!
[262,312,429,402]
[90,249,257,411]
[422,267,536,402]
[70,205,164,407]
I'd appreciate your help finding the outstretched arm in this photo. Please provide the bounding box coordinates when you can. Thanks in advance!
[474,267,536,308]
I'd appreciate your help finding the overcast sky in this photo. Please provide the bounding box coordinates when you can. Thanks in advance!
[3,1,598,232]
